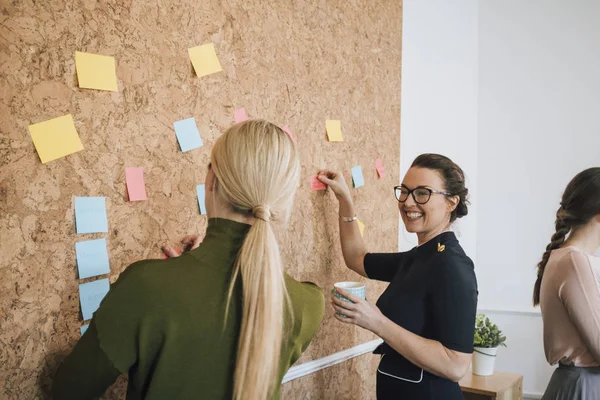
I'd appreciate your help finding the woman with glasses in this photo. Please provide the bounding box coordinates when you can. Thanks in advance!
[318,153,478,400]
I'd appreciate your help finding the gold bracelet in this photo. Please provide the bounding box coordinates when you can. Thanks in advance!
[340,215,358,222]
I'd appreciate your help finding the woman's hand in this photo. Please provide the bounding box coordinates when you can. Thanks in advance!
[162,235,203,258]
[331,288,388,335]
[317,170,352,202]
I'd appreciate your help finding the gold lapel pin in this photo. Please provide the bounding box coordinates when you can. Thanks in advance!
[437,243,445,253]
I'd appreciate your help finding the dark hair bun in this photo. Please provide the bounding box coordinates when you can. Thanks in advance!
[411,153,470,223]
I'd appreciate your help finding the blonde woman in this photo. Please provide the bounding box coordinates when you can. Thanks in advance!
[53,120,325,400]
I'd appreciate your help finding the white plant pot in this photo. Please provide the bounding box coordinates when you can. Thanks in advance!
[472,346,498,376]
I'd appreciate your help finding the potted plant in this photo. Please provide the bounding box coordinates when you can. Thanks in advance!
[472,313,507,376]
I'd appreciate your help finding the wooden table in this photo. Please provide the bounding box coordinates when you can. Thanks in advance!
[459,371,523,400]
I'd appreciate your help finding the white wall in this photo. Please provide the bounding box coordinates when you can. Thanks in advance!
[399,0,479,259]
[401,0,600,399]
[477,0,600,397]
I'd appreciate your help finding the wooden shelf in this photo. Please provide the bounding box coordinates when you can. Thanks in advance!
[459,371,523,400]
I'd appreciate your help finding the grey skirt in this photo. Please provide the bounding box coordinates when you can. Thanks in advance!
[542,364,600,400]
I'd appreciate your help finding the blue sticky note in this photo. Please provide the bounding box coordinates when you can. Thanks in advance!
[76,238,110,279]
[80,324,89,336]
[74,196,108,234]
[351,166,365,188]
[79,278,110,321]
[174,117,203,152]
[197,184,207,215]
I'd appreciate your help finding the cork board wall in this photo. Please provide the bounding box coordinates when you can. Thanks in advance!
[0,1,402,398]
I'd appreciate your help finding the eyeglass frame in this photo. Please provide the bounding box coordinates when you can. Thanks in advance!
[394,185,452,205]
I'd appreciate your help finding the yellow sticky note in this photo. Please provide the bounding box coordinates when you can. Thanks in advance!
[326,120,343,142]
[188,43,223,78]
[28,114,84,163]
[75,51,118,91]
[357,219,365,237]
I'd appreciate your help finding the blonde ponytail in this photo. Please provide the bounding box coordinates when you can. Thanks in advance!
[211,120,299,400]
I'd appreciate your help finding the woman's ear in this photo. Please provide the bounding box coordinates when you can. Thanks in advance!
[206,167,218,192]
[447,195,459,212]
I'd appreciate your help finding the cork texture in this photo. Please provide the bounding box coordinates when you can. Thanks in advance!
[0,0,402,398]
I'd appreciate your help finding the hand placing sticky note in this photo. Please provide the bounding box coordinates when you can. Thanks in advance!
[79,278,110,321]
[125,167,147,201]
[28,114,84,164]
[351,166,365,188]
[376,158,386,178]
[357,219,365,237]
[74,196,108,234]
[326,120,343,142]
[76,238,110,279]
[234,108,248,123]
[197,184,207,215]
[282,125,297,145]
[75,51,118,91]
[188,43,222,78]
[311,175,327,191]
[174,117,203,152]
[80,324,89,336]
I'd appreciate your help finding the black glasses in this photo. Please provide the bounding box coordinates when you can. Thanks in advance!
[394,185,451,204]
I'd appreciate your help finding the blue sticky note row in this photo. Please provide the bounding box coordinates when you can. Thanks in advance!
[351,166,365,188]
[74,196,108,234]
[174,117,203,152]
[79,278,110,321]
[76,238,110,279]
[80,324,89,336]
[197,184,207,215]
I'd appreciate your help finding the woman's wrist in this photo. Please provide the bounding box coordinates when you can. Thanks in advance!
[338,196,355,217]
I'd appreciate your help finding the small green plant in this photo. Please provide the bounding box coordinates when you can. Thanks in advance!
[473,313,507,348]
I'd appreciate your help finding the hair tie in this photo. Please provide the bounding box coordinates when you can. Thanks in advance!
[252,205,271,222]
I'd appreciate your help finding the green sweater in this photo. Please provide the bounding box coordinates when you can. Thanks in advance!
[53,218,325,399]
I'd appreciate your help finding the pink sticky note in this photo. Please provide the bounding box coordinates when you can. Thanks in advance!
[375,158,385,179]
[282,124,297,145]
[234,108,248,123]
[311,175,327,191]
[125,167,147,201]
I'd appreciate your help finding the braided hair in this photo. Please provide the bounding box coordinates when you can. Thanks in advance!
[533,167,600,306]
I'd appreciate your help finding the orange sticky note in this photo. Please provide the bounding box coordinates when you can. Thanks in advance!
[326,120,343,142]
[376,158,385,178]
[282,125,296,145]
[125,167,147,201]
[75,51,118,91]
[188,43,222,78]
[311,175,327,191]
[234,108,248,123]
[357,219,365,237]
[28,114,84,163]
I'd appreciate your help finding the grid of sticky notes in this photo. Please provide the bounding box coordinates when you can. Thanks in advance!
[73,196,110,329]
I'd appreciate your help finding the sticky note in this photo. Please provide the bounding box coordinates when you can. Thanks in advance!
[174,117,203,152]
[75,51,118,91]
[80,324,89,336]
[125,167,147,201]
[376,158,385,178]
[76,238,110,279]
[188,43,222,78]
[326,120,343,142]
[357,219,365,237]
[282,125,297,145]
[79,278,110,321]
[311,175,327,191]
[74,196,108,234]
[197,184,207,215]
[234,108,248,123]
[351,166,365,188]
[28,114,84,164]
